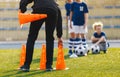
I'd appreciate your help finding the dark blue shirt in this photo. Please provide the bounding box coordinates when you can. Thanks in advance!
[65,3,72,16]
[71,2,89,26]
[93,32,106,38]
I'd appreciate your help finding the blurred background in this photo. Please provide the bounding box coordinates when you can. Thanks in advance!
[0,0,120,41]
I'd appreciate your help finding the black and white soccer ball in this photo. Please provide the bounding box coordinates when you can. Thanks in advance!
[91,45,100,54]
[75,45,87,56]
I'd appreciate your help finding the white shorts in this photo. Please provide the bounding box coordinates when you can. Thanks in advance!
[72,25,88,34]
[68,20,74,33]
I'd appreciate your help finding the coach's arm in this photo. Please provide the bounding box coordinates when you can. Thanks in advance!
[19,0,33,13]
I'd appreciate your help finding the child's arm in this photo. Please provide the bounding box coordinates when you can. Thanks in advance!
[84,13,88,29]
[91,36,99,43]
[65,5,69,25]
[91,36,106,45]
[95,36,106,45]
[70,11,73,28]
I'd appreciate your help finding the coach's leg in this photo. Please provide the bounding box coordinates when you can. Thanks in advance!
[45,9,57,69]
[24,20,44,67]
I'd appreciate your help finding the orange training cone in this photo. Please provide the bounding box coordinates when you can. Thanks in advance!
[18,11,47,28]
[39,44,46,70]
[55,44,69,70]
[19,44,26,67]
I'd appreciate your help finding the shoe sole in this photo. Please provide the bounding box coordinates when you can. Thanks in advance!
[18,68,29,72]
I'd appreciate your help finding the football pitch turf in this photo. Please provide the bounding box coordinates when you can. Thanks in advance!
[0,48,120,77]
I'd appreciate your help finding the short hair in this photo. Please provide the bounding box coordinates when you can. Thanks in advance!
[92,21,103,30]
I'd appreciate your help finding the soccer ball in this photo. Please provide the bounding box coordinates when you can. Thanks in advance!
[75,45,87,56]
[91,45,100,54]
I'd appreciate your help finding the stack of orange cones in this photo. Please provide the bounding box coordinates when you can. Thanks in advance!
[18,11,47,28]
[55,43,69,70]
[39,44,46,70]
[19,44,26,67]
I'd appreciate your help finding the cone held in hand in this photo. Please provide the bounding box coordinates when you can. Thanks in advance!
[18,11,47,28]
[20,44,26,67]
[39,44,46,70]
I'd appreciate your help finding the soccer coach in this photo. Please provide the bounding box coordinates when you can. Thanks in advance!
[19,0,63,72]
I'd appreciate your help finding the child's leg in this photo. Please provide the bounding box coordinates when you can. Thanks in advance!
[72,25,82,52]
[68,32,75,55]
[99,42,107,53]
[74,33,81,52]
[98,37,108,53]
[68,20,75,55]
[81,34,87,45]
[106,42,110,48]
[79,26,88,45]
[68,38,74,55]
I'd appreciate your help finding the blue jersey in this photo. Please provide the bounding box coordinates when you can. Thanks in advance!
[71,2,89,26]
[93,32,106,38]
[65,3,72,17]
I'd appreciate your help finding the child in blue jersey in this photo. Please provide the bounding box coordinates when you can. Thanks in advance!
[65,0,75,56]
[70,0,89,51]
[91,21,109,53]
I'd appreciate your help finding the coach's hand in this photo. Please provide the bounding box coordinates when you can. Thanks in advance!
[19,7,27,13]
[58,38,63,47]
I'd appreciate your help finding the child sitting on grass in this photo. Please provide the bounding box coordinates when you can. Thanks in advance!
[91,21,109,53]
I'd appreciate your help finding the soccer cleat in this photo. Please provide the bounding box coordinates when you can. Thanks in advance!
[69,53,78,58]
[84,53,87,56]
[19,65,30,72]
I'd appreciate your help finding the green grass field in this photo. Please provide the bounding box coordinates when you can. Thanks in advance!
[0,48,120,77]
